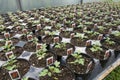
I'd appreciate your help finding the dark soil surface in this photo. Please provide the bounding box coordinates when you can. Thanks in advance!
[39,66,75,80]
[66,53,94,74]
[29,51,56,68]
[52,43,75,56]
[71,37,88,47]
[0,59,30,80]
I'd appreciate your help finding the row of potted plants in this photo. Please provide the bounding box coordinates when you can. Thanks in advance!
[0,1,120,80]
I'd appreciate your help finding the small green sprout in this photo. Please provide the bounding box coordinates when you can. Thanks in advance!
[69,52,85,65]
[3,44,15,53]
[111,31,120,37]
[36,44,47,60]
[105,37,115,45]
[55,42,66,49]
[0,25,5,32]
[40,61,61,78]
[90,44,103,52]
[75,33,88,39]
[2,55,17,71]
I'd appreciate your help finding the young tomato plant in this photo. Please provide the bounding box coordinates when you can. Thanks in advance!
[3,42,15,53]
[111,31,120,37]
[69,52,85,65]
[90,43,103,52]
[2,55,17,71]
[36,44,47,60]
[74,33,88,39]
[105,37,115,45]
[54,42,66,49]
[39,61,61,79]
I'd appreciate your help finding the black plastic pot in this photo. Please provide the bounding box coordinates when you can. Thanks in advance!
[66,53,95,79]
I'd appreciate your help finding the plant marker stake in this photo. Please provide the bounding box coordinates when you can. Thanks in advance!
[72,23,76,28]
[36,43,42,50]
[22,29,27,34]
[6,40,13,46]
[104,50,110,60]
[86,61,93,73]
[108,28,112,34]
[85,40,92,47]
[94,23,98,29]
[16,26,21,31]
[4,32,10,39]
[67,48,73,55]
[70,33,75,38]
[37,24,41,30]
[60,28,63,32]
[9,69,21,80]
[54,37,59,43]
[97,34,103,40]
[27,35,33,41]
[5,51,14,60]
[46,56,53,66]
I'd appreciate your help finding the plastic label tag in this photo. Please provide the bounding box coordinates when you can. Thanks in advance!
[85,40,91,47]
[36,43,42,50]
[5,51,14,60]
[104,50,110,60]
[67,48,73,55]
[27,35,33,41]
[97,34,103,40]
[86,61,93,73]
[22,29,27,34]
[54,37,59,43]
[70,33,75,38]
[46,56,53,66]
[4,32,10,39]
[9,69,21,80]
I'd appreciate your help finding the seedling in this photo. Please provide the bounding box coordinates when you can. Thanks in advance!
[69,52,85,65]
[74,33,88,39]
[111,31,120,37]
[105,37,115,45]
[36,44,47,60]
[54,42,66,49]
[40,61,61,79]
[54,37,59,43]
[3,41,15,52]
[90,44,103,52]
[0,25,5,32]
[84,31,99,37]
[2,55,17,71]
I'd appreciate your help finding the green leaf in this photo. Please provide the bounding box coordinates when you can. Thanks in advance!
[54,61,60,67]
[48,72,52,76]
[54,68,61,73]
[40,69,48,77]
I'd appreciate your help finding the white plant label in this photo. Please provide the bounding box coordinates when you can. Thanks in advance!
[54,37,59,43]
[97,34,103,40]
[104,50,110,60]
[9,69,21,80]
[70,33,75,38]
[4,32,10,39]
[27,35,33,41]
[67,48,73,55]
[85,40,92,47]
[46,56,53,66]
[36,43,42,50]
[5,51,14,60]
